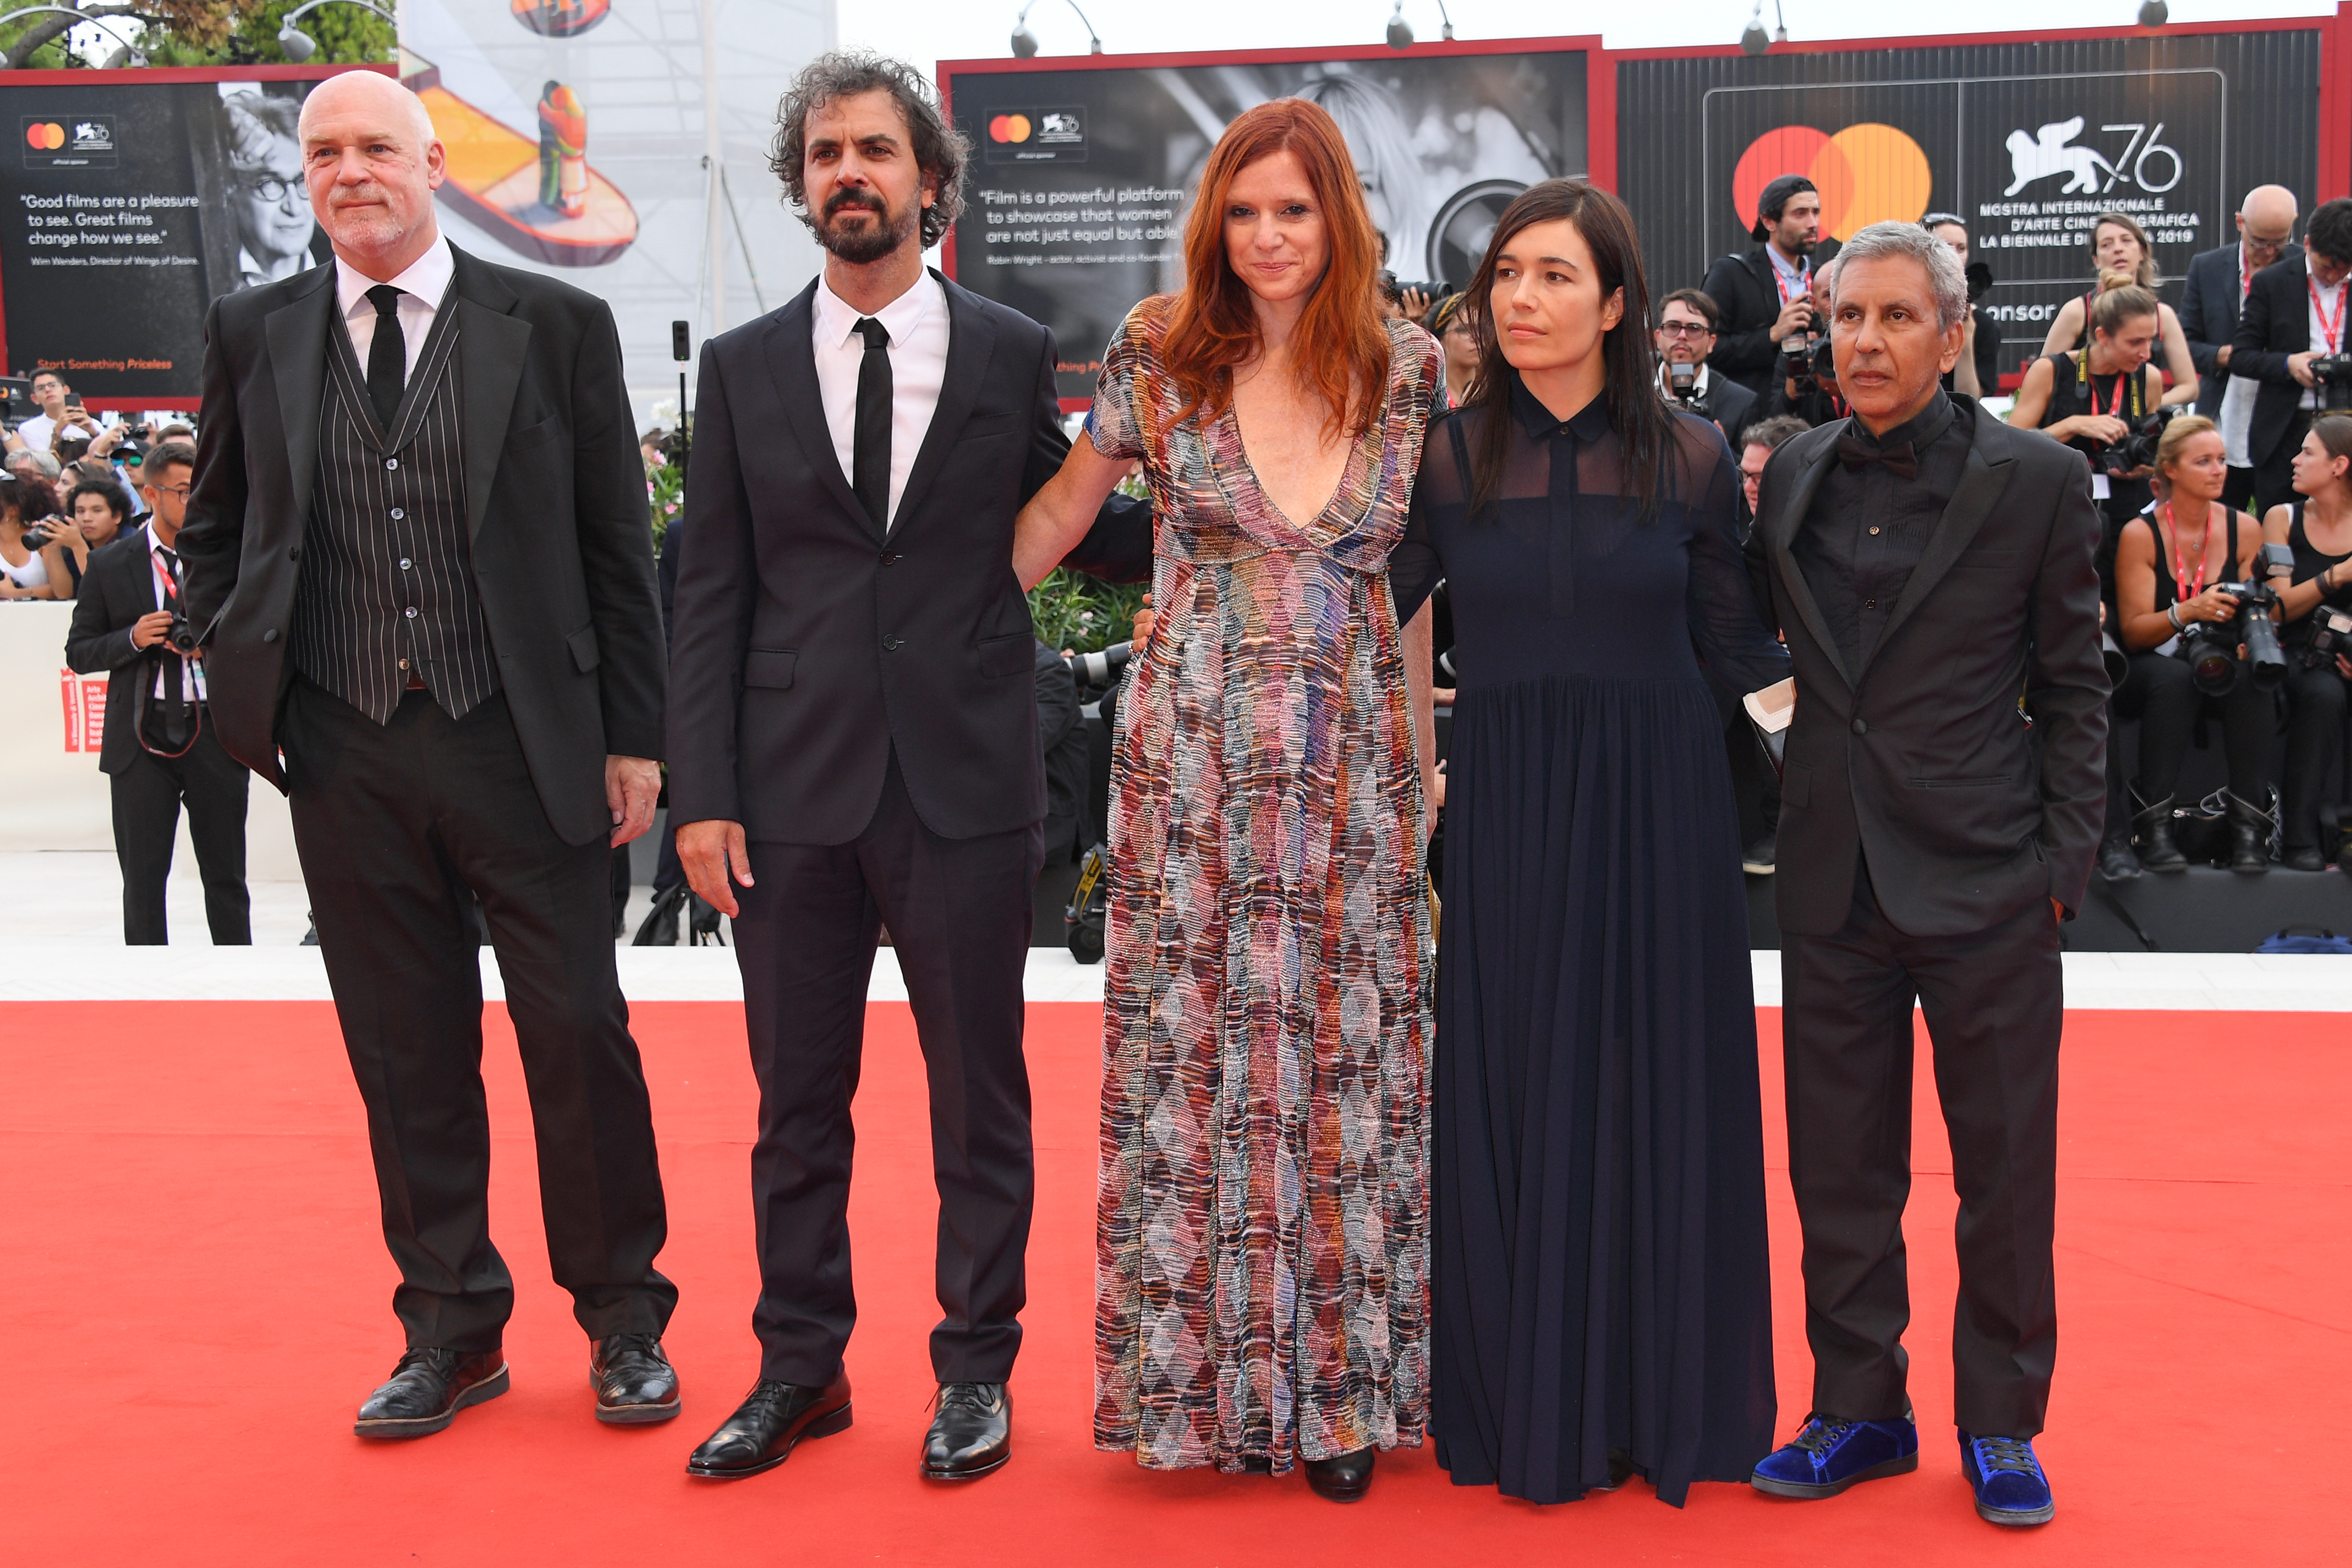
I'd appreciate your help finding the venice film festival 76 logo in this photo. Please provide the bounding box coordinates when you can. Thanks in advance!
[1730,115,2183,239]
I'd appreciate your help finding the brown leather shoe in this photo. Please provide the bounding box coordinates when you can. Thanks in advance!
[685,1375,851,1479]
[591,1333,680,1425]
[354,1346,509,1438]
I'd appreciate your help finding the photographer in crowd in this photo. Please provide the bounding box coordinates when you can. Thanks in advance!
[1765,265,1846,425]
[2234,196,2352,515]
[1704,173,1839,399]
[2010,274,2169,584]
[1736,414,1812,525]
[2112,417,2277,874]
[1654,287,1756,447]
[1923,213,2001,398]
[9,367,75,454]
[70,477,130,554]
[2180,185,2299,512]
[1425,290,1479,407]
[63,441,250,942]
[2038,212,2201,409]
[2263,415,2352,869]
[0,471,72,600]
[1718,414,1809,876]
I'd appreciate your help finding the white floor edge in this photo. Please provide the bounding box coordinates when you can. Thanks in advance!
[10,946,2352,1009]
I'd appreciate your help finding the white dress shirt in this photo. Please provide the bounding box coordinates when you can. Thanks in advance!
[811,270,949,527]
[144,522,206,702]
[334,234,454,385]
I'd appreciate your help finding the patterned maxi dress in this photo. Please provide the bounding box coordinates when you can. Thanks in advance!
[1090,302,1440,1474]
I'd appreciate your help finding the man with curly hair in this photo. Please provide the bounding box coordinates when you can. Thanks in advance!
[667,51,1148,1487]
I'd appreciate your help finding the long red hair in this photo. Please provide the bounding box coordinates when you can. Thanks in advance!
[1160,98,1390,438]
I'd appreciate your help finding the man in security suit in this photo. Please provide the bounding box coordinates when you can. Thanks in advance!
[1741,223,2106,1529]
[177,71,681,1439]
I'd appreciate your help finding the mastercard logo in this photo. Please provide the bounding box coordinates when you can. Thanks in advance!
[1732,124,1932,243]
[987,114,1033,145]
[24,122,64,151]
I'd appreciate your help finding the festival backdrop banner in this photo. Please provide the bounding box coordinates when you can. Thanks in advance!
[0,64,361,405]
[940,41,1596,404]
[1616,28,2322,382]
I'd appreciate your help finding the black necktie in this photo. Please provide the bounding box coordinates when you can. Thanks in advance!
[154,543,189,742]
[365,284,405,435]
[852,316,892,529]
[1834,426,1918,481]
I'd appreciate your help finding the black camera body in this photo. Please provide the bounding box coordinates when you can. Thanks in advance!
[1965,261,1993,305]
[2311,354,2352,413]
[165,609,199,657]
[2177,541,2296,695]
[2100,404,2182,476]
[1666,359,1702,407]
[2305,604,2352,665]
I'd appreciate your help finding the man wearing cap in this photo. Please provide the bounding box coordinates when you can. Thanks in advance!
[1704,174,1842,401]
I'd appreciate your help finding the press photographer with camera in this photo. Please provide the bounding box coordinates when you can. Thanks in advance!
[2036,213,2203,411]
[0,472,73,600]
[2112,416,2280,874]
[2010,274,2170,583]
[2261,414,2352,869]
[1765,265,1847,426]
[63,441,250,942]
[1704,173,1839,400]
[2179,186,2299,513]
[1654,288,1756,448]
[2233,196,2352,515]
[1924,214,2001,398]
[1425,290,1479,407]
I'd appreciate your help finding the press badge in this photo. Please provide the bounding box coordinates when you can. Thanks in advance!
[2090,473,2112,500]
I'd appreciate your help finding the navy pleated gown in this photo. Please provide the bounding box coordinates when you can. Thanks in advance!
[1390,379,1786,1505]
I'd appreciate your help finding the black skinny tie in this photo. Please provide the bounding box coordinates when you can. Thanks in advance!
[852,316,892,529]
[365,284,405,435]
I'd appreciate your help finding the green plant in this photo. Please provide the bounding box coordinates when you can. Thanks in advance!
[1027,568,1143,655]
[646,462,683,553]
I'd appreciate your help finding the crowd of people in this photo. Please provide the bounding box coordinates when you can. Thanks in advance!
[21,44,2349,1547]
[0,370,191,605]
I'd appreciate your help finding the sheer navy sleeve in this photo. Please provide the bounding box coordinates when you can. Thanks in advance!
[1676,415,1791,696]
[1389,411,1456,625]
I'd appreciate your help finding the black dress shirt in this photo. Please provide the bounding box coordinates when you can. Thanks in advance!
[1790,391,1974,672]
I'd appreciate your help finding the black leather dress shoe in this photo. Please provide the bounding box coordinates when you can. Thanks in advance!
[686,1375,851,1479]
[354,1346,509,1438]
[591,1333,679,1425]
[1303,1446,1375,1502]
[921,1383,1011,1480]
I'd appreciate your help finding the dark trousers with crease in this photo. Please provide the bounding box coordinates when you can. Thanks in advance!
[1779,860,2061,1439]
[111,716,250,945]
[284,679,675,1351]
[732,749,1041,1387]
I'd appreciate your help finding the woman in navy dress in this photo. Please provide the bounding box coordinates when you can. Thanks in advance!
[1389,180,1788,1506]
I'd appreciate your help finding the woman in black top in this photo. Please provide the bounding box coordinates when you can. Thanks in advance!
[2035,212,2198,403]
[2114,416,2276,872]
[2263,414,2352,868]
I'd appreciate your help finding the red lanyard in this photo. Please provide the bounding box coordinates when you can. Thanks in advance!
[1775,257,1810,307]
[150,546,180,607]
[2312,275,2345,354]
[2242,244,2256,301]
[2157,501,2219,606]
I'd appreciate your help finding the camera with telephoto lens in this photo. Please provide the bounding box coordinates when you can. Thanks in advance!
[1067,639,1131,689]
[1785,334,1835,397]
[2176,542,2295,695]
[2310,355,2352,414]
[2100,404,2182,476]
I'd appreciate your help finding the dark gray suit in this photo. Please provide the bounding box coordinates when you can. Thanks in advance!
[1745,398,2106,1440]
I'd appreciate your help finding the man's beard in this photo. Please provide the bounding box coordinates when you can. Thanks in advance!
[818,189,917,264]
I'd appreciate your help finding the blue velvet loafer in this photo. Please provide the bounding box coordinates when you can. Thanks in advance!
[1959,1431,2055,1526]
[1750,1412,1920,1498]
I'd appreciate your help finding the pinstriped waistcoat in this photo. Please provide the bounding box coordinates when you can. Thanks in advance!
[287,301,500,724]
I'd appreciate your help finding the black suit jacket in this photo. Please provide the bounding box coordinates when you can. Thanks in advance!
[2232,250,2324,468]
[62,532,165,775]
[1694,371,1758,450]
[665,271,1149,845]
[175,245,664,846]
[2178,242,2252,417]
[1702,239,1840,399]
[1745,402,2108,937]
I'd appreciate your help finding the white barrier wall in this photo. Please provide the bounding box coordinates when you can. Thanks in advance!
[0,601,301,879]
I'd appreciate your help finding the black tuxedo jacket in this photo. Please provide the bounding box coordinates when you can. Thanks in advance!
[665,271,1149,845]
[1697,372,1758,450]
[1702,239,1840,399]
[1744,401,2108,937]
[175,246,664,846]
[2232,250,2325,468]
[63,533,166,775]
[2177,242,2246,416]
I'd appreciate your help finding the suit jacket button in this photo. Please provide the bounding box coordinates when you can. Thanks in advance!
[881,551,898,565]
[882,635,902,651]
[1851,717,1867,735]
[262,629,279,643]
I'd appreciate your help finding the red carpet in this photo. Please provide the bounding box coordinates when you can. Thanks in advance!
[3,999,2345,1565]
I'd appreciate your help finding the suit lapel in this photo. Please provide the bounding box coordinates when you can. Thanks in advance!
[1862,420,2016,672]
[886,273,994,543]
[262,268,337,535]
[447,248,529,545]
[1769,432,1854,690]
[767,282,872,537]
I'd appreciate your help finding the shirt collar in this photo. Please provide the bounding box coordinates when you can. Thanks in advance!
[1852,389,1956,454]
[1766,243,1808,283]
[334,234,454,321]
[144,520,171,557]
[814,268,942,350]
[1510,371,1614,442]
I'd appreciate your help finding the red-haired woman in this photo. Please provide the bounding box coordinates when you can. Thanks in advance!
[1016,99,1441,1501]
[1386,180,1787,1506]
